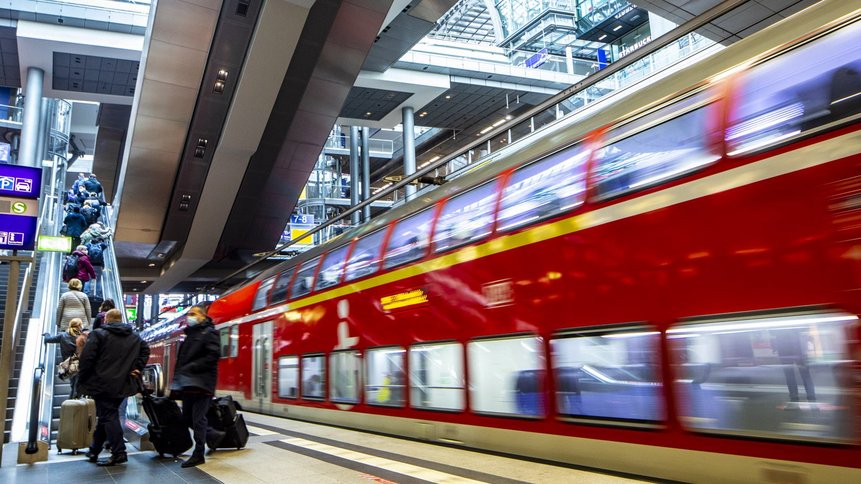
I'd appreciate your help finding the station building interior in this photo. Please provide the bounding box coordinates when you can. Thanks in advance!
[0,0,859,482]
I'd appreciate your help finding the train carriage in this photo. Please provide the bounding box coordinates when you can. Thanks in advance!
[145,1,861,481]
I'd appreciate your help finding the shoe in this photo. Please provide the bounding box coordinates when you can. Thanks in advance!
[181,455,205,468]
[97,453,128,467]
[85,450,99,463]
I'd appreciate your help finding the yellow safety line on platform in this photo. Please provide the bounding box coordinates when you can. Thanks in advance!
[280,437,484,484]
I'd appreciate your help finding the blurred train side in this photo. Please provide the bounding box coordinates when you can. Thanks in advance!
[146,2,861,482]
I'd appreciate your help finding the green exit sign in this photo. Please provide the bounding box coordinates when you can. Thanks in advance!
[37,235,72,252]
[125,308,137,321]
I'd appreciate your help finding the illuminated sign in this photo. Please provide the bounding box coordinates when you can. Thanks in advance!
[0,164,42,199]
[0,214,37,250]
[126,307,137,321]
[0,197,38,216]
[618,35,652,59]
[37,235,72,252]
[380,288,428,310]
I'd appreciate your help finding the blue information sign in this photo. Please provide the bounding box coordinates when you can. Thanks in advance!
[0,164,42,199]
[0,214,38,250]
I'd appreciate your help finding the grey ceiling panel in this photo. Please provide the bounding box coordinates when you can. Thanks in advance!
[53,52,139,96]
[340,86,413,120]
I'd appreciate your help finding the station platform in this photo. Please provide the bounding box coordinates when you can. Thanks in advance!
[0,412,650,483]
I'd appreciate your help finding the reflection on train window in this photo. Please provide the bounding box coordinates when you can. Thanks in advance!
[301,355,325,400]
[229,325,238,358]
[668,310,858,443]
[344,229,387,282]
[291,257,321,299]
[330,351,360,404]
[409,342,465,411]
[366,347,405,407]
[433,182,498,253]
[727,21,861,155]
[498,144,589,232]
[269,268,295,305]
[316,245,351,291]
[278,356,298,399]
[593,96,718,200]
[252,276,276,311]
[383,209,434,270]
[550,327,663,423]
[468,336,546,417]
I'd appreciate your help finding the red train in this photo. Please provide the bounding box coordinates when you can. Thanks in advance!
[144,2,861,481]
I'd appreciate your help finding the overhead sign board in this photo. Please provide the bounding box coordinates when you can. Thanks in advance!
[37,235,72,253]
[0,214,37,250]
[0,196,38,217]
[0,164,42,199]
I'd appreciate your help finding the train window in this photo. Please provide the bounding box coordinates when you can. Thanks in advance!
[727,21,861,156]
[433,181,498,253]
[498,143,589,232]
[409,342,465,411]
[269,268,295,305]
[229,325,239,358]
[468,336,546,417]
[344,229,387,282]
[365,347,405,407]
[668,310,858,443]
[252,277,276,311]
[301,354,325,400]
[593,94,719,201]
[383,209,434,270]
[316,245,351,291]
[329,351,360,404]
[291,257,321,299]
[219,328,230,358]
[278,356,299,399]
[550,327,664,424]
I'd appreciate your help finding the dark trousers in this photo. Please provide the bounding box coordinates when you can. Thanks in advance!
[182,394,210,457]
[783,364,816,402]
[90,397,126,456]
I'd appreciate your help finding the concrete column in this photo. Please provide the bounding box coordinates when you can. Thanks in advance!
[349,126,360,225]
[565,46,574,74]
[360,126,371,223]
[18,67,44,167]
[402,106,416,198]
[35,98,50,164]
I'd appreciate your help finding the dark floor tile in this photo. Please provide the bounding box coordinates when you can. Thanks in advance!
[112,472,187,484]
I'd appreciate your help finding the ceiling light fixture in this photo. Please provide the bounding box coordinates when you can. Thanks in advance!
[612,25,623,32]
[148,263,155,267]
[480,126,494,134]
[598,34,608,41]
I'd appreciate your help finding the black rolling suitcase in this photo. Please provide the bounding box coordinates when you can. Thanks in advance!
[141,393,193,457]
[206,396,249,450]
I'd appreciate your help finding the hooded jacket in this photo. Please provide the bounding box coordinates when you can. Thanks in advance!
[77,323,150,398]
[73,250,97,282]
[62,211,88,237]
[172,317,220,395]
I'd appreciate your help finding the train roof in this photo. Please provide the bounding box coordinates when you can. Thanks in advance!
[229,0,861,297]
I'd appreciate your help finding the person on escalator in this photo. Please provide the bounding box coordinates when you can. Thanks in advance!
[45,318,84,398]
[61,206,88,250]
[171,305,220,468]
[93,299,116,331]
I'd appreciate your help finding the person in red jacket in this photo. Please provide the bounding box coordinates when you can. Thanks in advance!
[73,245,97,294]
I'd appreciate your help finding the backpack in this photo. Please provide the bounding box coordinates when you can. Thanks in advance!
[62,253,79,282]
[86,241,106,266]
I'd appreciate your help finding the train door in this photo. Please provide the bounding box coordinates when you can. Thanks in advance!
[252,321,273,412]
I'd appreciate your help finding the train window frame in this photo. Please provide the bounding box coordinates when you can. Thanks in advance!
[291,257,322,300]
[269,267,297,305]
[667,308,859,444]
[725,19,861,157]
[467,333,547,419]
[432,180,500,254]
[315,244,351,291]
[382,208,435,271]
[344,228,388,282]
[252,276,276,312]
[219,327,231,359]
[329,350,361,404]
[550,324,665,428]
[365,346,407,408]
[497,142,591,234]
[591,89,720,202]
[277,355,299,400]
[300,353,326,401]
[408,341,465,412]
[229,325,239,358]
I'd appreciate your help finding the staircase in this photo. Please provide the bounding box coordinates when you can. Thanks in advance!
[1,256,40,444]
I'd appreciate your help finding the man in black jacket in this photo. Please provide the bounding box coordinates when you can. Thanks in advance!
[77,309,150,466]
[172,305,220,467]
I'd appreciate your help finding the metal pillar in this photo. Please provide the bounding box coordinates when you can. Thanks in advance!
[402,106,416,199]
[360,127,371,222]
[35,98,50,165]
[348,126,360,225]
[18,67,44,167]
